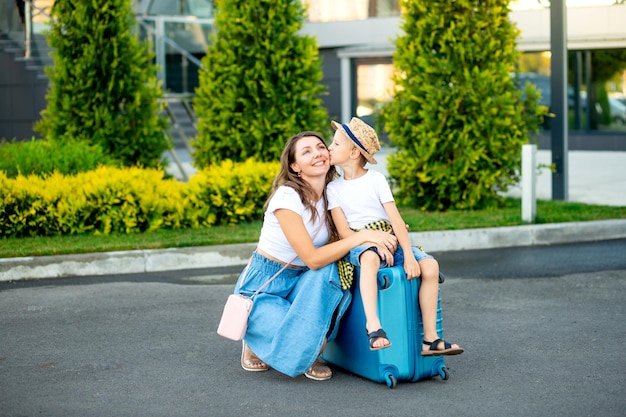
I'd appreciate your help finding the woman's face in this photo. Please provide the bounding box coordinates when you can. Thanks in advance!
[290,135,330,180]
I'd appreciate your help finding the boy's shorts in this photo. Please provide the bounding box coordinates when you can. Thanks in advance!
[347,244,434,269]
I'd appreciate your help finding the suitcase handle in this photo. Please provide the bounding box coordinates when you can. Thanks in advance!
[377,274,390,289]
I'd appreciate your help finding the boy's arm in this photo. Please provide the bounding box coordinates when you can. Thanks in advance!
[383,201,413,255]
[330,207,356,239]
[383,201,421,278]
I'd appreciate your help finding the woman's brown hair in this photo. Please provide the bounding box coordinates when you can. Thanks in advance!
[264,131,339,240]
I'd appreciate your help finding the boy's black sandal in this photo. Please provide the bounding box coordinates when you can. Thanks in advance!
[421,338,464,356]
[367,328,392,351]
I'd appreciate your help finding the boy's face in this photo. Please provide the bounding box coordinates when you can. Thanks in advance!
[328,129,356,166]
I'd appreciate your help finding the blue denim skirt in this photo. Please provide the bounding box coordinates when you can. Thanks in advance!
[234,252,348,377]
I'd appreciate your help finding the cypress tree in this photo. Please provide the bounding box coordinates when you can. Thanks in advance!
[193,0,329,167]
[382,0,545,210]
[35,0,171,169]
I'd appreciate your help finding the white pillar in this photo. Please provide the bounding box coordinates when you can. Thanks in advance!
[155,17,166,90]
[340,56,351,123]
[521,144,537,223]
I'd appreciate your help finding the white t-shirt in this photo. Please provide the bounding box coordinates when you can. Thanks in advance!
[327,169,394,229]
[257,185,329,266]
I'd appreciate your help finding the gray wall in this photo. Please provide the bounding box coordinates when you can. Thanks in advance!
[318,48,341,123]
[0,47,47,141]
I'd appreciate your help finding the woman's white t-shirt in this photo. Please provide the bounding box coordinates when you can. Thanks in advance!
[327,169,394,229]
[257,185,329,267]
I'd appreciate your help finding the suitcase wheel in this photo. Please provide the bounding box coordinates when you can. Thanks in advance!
[439,366,449,381]
[384,373,397,389]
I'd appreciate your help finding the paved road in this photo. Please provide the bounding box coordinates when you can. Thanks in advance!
[1,240,625,417]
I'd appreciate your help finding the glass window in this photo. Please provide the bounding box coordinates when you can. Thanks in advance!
[517,50,626,132]
[351,49,626,133]
[141,0,214,18]
[355,58,394,128]
[305,0,400,23]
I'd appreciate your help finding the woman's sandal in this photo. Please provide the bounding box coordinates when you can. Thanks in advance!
[305,359,332,381]
[241,341,269,372]
[421,338,464,356]
[367,328,392,351]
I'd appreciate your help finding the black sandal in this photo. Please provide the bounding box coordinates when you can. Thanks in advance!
[422,338,464,356]
[367,328,392,351]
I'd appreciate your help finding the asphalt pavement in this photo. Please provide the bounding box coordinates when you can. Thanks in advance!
[1,240,625,417]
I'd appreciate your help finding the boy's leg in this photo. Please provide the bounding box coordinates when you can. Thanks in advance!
[413,249,463,355]
[417,257,441,346]
[358,250,390,350]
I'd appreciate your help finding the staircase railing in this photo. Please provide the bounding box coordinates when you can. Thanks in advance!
[160,94,197,182]
[135,15,213,181]
[1,1,53,63]
[23,0,46,59]
[135,15,212,93]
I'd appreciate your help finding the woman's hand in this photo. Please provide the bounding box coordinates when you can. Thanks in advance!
[367,229,396,266]
[377,244,395,266]
[362,229,398,253]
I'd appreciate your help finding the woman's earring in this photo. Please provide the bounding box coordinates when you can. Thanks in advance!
[296,171,302,177]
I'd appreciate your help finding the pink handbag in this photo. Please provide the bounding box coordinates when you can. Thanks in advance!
[216,293,254,341]
[216,255,294,341]
[217,224,323,341]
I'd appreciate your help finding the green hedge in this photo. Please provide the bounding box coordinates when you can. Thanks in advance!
[0,138,118,178]
[0,159,279,238]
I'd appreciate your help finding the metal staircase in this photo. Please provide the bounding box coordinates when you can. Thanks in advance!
[134,16,207,180]
[160,94,198,181]
[1,0,54,73]
[0,1,53,140]
[0,32,51,80]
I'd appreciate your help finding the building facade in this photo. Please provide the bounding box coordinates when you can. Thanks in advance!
[2,0,626,141]
[300,0,626,134]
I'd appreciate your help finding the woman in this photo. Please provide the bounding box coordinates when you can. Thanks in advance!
[234,131,397,381]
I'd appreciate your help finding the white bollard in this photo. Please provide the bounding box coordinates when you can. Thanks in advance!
[521,144,537,223]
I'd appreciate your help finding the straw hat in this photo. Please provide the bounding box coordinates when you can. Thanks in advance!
[331,117,380,165]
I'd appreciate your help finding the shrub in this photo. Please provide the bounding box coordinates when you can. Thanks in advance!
[186,158,280,226]
[75,167,190,235]
[34,0,171,169]
[0,138,118,178]
[193,0,329,167]
[382,0,546,211]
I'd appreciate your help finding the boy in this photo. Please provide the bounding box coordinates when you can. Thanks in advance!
[327,117,463,355]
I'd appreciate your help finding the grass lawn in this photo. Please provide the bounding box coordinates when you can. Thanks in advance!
[1,198,624,259]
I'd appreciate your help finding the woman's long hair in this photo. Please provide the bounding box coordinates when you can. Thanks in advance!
[264,131,339,240]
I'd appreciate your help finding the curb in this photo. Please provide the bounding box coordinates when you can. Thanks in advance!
[1,219,625,282]
[410,219,626,252]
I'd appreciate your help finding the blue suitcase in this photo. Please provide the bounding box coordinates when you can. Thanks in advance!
[322,266,449,388]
